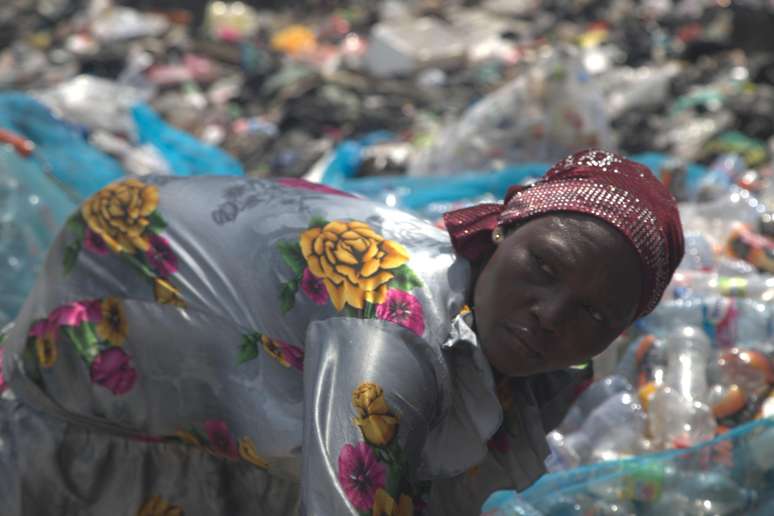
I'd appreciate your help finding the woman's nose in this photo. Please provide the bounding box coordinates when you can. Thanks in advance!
[530,291,570,336]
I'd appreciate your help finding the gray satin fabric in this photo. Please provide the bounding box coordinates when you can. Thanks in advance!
[0,176,555,515]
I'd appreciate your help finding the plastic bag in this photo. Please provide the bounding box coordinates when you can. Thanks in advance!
[33,75,154,137]
[131,103,244,177]
[320,147,707,218]
[0,143,75,326]
[0,93,125,198]
[408,47,614,176]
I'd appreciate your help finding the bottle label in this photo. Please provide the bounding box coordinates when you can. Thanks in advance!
[622,463,664,502]
[718,277,748,297]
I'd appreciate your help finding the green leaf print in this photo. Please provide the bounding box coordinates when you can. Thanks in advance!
[238,333,260,364]
[277,241,306,276]
[389,264,423,292]
[63,326,99,362]
[308,216,328,229]
[147,211,167,233]
[362,301,376,319]
[66,215,85,239]
[62,242,82,275]
[279,281,297,314]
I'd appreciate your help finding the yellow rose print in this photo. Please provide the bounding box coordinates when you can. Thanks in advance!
[154,278,186,308]
[174,430,201,447]
[352,382,399,446]
[136,496,184,516]
[352,382,391,415]
[260,335,288,367]
[299,221,409,311]
[96,298,128,346]
[35,336,58,368]
[372,489,414,516]
[81,179,159,254]
[238,437,270,469]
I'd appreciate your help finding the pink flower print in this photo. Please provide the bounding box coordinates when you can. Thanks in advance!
[204,420,239,459]
[89,347,137,395]
[48,300,102,327]
[0,348,6,393]
[375,289,425,336]
[145,234,178,278]
[29,319,53,338]
[337,442,386,511]
[84,228,109,255]
[280,342,304,371]
[300,267,329,305]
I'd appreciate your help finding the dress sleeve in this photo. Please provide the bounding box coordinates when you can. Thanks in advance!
[301,317,440,515]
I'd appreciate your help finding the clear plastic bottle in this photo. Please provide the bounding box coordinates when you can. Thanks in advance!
[679,471,757,515]
[532,493,594,516]
[648,326,717,449]
[556,374,633,435]
[481,490,542,516]
[746,426,774,474]
[665,271,774,302]
[696,154,746,202]
[550,392,646,467]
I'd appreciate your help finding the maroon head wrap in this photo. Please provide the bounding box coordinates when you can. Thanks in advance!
[443,149,684,319]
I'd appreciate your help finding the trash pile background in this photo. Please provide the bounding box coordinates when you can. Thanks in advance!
[3,1,774,514]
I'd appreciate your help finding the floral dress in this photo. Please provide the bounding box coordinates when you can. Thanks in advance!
[0,176,589,515]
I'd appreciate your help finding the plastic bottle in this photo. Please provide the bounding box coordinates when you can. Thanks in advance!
[648,326,717,449]
[679,187,765,251]
[588,499,638,516]
[532,493,594,516]
[726,223,774,274]
[745,426,774,474]
[679,232,717,272]
[550,392,646,467]
[665,271,774,302]
[680,471,757,515]
[556,375,633,435]
[644,473,757,516]
[480,490,542,516]
[695,154,746,202]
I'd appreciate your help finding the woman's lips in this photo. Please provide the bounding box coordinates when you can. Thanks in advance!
[504,324,544,359]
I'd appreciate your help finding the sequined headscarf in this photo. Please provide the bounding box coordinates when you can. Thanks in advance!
[443,149,684,318]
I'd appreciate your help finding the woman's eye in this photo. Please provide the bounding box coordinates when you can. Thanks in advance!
[586,306,605,323]
[532,254,555,277]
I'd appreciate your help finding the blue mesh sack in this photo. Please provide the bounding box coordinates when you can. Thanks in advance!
[511,419,774,515]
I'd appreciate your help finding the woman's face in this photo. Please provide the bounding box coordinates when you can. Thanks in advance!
[473,213,642,377]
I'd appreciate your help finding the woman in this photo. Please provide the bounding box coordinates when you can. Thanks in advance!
[0,149,683,515]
